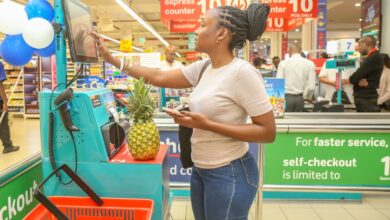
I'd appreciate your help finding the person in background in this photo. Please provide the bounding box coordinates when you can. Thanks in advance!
[320,52,329,59]
[277,45,316,112]
[348,36,383,112]
[319,59,356,104]
[272,56,280,70]
[92,3,275,219]
[0,61,19,154]
[160,45,184,71]
[378,53,390,109]
[252,57,262,69]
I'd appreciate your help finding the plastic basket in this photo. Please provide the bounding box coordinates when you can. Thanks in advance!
[25,197,153,220]
[24,164,153,220]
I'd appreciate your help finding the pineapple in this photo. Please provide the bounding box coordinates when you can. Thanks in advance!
[127,77,160,160]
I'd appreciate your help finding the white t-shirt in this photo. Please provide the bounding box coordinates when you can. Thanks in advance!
[182,58,272,169]
[276,54,316,98]
[319,61,356,103]
[160,60,184,71]
[378,67,390,105]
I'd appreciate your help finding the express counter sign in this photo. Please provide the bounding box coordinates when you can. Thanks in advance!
[161,0,201,20]
[264,0,318,32]
[161,0,250,21]
[263,0,318,18]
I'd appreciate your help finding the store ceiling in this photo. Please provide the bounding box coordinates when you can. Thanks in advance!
[4,0,365,55]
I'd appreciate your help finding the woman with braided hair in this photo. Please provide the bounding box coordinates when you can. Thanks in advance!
[91,3,275,219]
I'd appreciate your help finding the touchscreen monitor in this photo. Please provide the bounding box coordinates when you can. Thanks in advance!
[63,0,98,63]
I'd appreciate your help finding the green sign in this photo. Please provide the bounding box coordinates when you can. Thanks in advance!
[264,133,390,185]
[0,163,42,220]
[187,33,196,51]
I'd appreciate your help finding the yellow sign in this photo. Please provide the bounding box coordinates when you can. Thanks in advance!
[120,39,132,53]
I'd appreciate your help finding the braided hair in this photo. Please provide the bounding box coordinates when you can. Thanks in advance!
[216,3,270,51]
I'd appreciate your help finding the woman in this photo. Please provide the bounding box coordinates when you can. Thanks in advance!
[91,3,275,219]
[378,53,390,109]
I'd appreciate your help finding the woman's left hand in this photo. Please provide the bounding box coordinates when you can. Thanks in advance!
[172,111,210,129]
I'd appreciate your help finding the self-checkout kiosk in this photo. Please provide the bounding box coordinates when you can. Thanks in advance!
[39,1,169,219]
[322,39,357,112]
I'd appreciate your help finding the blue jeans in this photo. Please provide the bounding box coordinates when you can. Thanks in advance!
[190,151,259,220]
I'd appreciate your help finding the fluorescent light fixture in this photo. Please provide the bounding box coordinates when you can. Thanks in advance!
[100,34,120,44]
[355,3,361,7]
[359,18,363,22]
[295,29,300,32]
[99,34,144,52]
[115,0,181,57]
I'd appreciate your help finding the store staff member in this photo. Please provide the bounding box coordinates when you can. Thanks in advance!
[348,36,383,112]
[0,61,19,154]
[276,45,316,112]
[160,45,184,71]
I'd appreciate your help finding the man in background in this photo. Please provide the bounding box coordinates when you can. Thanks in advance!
[348,36,383,112]
[0,61,19,153]
[272,56,281,70]
[277,45,316,112]
[160,45,184,71]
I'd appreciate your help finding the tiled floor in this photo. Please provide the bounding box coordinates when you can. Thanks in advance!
[0,115,41,173]
[170,195,390,220]
[2,117,390,220]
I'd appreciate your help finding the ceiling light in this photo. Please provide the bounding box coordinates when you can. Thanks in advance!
[260,41,264,43]
[294,40,298,43]
[359,28,362,32]
[100,34,120,44]
[355,3,361,7]
[115,0,181,57]
[99,34,144,52]
[295,29,300,32]
[359,18,362,22]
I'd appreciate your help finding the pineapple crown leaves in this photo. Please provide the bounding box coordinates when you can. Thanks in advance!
[127,77,156,124]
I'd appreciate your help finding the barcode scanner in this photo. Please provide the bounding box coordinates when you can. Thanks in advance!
[54,88,79,132]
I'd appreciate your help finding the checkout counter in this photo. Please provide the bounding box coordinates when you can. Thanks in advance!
[1,113,390,219]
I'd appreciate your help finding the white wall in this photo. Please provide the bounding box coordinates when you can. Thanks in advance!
[381,0,390,54]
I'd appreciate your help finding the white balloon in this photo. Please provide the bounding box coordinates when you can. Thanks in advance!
[0,1,28,35]
[22,18,54,49]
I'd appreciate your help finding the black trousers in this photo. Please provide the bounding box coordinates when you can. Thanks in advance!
[0,100,13,149]
[285,94,305,112]
[354,97,380,112]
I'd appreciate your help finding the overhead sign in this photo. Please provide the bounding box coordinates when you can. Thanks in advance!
[262,0,318,18]
[185,51,200,61]
[169,20,200,33]
[119,39,132,53]
[161,0,250,21]
[266,18,287,32]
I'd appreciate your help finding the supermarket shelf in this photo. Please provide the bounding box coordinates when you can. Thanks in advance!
[24,114,40,119]
[5,90,23,92]
[8,104,24,107]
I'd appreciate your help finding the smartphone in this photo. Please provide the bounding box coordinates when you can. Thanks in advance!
[162,107,185,117]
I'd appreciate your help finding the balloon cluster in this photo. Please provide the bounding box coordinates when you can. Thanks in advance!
[0,0,55,66]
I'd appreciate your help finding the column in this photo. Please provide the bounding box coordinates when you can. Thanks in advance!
[270,32,282,59]
[381,0,390,53]
[302,19,318,58]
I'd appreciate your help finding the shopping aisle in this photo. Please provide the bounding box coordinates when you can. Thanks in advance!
[0,116,41,172]
[170,195,390,220]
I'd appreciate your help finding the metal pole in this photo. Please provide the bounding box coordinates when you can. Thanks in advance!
[255,144,264,220]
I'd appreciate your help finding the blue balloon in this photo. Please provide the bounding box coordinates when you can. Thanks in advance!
[34,39,55,57]
[25,0,54,22]
[0,35,33,67]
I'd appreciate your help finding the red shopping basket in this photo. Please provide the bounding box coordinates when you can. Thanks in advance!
[25,197,153,220]
[24,164,153,220]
